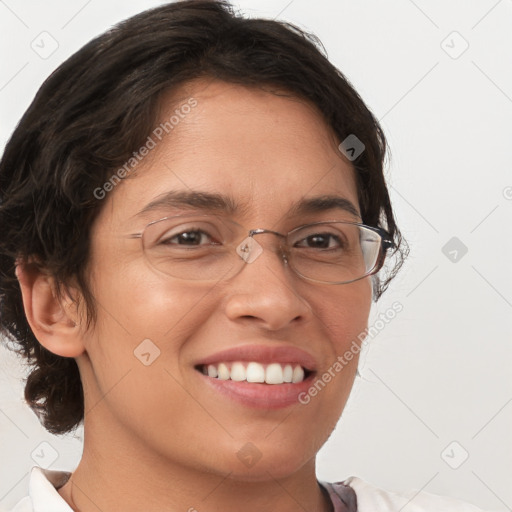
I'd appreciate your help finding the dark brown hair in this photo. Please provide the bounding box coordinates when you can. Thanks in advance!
[0,0,406,435]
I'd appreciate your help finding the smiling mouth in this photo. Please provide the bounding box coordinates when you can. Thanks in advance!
[195,361,313,385]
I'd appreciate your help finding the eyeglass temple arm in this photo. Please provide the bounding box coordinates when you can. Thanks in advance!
[372,226,394,251]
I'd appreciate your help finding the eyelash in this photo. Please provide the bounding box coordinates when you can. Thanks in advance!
[161,229,219,246]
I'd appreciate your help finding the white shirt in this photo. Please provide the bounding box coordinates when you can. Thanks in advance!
[9,466,492,512]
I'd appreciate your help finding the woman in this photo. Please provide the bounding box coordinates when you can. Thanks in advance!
[0,1,488,510]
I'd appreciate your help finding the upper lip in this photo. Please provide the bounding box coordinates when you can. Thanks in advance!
[195,344,318,372]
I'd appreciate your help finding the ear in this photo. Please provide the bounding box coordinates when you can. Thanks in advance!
[15,261,86,358]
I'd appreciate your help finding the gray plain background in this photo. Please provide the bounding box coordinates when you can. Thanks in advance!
[0,1,511,510]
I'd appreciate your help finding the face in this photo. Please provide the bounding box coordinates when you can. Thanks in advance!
[77,79,372,481]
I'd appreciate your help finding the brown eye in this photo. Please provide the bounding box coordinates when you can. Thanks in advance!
[161,230,214,246]
[294,233,345,250]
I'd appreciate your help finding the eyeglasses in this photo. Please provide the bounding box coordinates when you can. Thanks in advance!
[130,214,394,285]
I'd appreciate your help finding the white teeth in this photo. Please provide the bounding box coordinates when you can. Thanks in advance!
[283,364,293,383]
[265,363,284,385]
[246,362,265,383]
[217,363,230,380]
[201,362,307,384]
[292,365,304,383]
[230,362,246,381]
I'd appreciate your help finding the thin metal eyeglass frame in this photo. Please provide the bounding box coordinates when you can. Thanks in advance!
[130,217,395,285]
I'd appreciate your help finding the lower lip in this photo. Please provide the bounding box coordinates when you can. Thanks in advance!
[197,371,316,409]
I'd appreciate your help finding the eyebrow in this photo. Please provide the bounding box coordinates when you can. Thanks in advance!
[288,194,360,219]
[135,190,239,218]
[135,190,360,219]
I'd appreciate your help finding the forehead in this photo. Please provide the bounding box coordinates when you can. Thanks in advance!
[96,79,359,231]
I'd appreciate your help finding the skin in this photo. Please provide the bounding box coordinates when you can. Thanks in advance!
[17,79,372,512]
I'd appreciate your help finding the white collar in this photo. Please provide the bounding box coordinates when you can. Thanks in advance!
[28,466,73,512]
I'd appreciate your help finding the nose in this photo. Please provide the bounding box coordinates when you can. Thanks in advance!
[223,233,312,331]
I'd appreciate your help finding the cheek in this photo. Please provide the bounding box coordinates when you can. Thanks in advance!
[79,253,220,398]
[307,279,371,409]
[87,254,214,340]
[315,278,372,352]
[78,262,225,423]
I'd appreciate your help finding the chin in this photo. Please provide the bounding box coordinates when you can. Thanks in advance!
[213,437,317,482]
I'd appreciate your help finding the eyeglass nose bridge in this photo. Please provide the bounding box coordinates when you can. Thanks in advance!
[248,228,284,238]
[236,228,288,265]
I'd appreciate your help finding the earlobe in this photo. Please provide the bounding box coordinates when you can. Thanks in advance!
[15,262,86,358]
